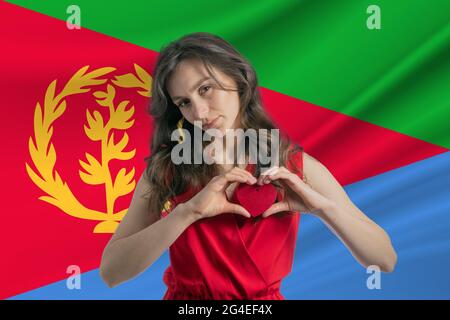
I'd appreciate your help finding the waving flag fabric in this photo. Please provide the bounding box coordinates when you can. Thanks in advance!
[1,0,449,299]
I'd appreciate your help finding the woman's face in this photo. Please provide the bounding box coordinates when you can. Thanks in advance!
[167,58,241,135]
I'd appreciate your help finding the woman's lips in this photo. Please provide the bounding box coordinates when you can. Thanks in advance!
[204,116,221,130]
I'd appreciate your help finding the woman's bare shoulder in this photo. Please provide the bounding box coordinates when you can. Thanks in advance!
[301,151,325,185]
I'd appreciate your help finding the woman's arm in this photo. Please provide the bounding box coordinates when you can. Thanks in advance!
[99,173,197,288]
[260,151,397,272]
[303,152,397,272]
[318,201,397,272]
[100,166,253,288]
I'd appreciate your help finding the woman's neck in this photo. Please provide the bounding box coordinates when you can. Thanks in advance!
[210,126,251,174]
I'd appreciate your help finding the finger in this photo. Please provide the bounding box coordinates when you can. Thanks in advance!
[260,168,282,185]
[237,170,257,184]
[276,167,308,186]
[223,174,250,188]
[260,166,279,176]
[258,166,279,185]
[215,173,254,192]
[213,173,247,191]
[223,202,251,218]
[230,167,257,182]
[225,172,256,185]
[266,171,302,190]
[262,201,290,218]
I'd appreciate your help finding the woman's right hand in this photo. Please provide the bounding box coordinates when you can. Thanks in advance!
[185,167,257,221]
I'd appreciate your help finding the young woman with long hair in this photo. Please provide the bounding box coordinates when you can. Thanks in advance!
[100,32,397,300]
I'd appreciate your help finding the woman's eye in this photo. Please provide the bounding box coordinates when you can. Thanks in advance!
[178,100,189,108]
[176,86,210,108]
[199,85,211,95]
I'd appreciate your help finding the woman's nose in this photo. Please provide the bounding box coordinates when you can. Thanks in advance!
[190,99,209,121]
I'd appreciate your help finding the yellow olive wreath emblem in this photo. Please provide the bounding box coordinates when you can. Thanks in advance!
[25,64,152,233]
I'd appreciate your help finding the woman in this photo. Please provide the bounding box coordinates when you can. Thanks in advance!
[99,32,397,299]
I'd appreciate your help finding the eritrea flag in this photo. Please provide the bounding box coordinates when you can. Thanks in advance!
[1,0,449,299]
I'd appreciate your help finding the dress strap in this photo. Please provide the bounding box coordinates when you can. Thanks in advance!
[286,144,306,183]
[298,149,309,184]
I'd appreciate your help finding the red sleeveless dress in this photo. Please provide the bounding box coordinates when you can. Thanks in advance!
[161,148,304,300]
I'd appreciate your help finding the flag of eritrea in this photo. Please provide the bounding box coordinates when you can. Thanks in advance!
[1,0,449,299]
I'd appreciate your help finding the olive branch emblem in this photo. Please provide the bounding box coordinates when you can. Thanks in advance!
[25,64,152,233]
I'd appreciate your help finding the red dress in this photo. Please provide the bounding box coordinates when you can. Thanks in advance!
[161,148,304,300]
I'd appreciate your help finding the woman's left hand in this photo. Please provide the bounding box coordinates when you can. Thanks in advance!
[258,166,335,218]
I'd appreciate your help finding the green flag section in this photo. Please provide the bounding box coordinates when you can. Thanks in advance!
[6,0,450,148]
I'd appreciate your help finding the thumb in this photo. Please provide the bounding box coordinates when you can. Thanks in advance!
[262,201,290,218]
[223,202,251,218]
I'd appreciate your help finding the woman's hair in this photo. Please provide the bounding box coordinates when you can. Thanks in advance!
[143,32,302,219]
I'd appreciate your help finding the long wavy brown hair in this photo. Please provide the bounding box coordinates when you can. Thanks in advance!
[143,32,302,220]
